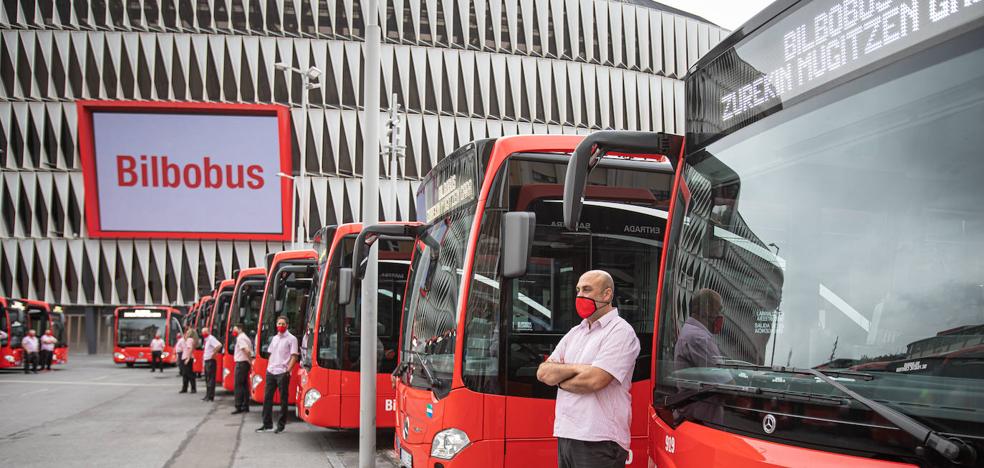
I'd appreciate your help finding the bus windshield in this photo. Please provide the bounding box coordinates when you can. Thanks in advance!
[227,279,265,353]
[118,317,164,347]
[259,260,315,358]
[213,291,232,345]
[658,30,984,447]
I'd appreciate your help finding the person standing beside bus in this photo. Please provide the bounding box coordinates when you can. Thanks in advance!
[201,327,221,402]
[231,324,254,415]
[150,333,165,373]
[40,329,57,371]
[180,329,198,394]
[22,329,40,374]
[173,332,185,378]
[256,316,298,434]
[536,270,641,468]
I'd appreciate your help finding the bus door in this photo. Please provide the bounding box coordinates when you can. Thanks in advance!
[51,307,68,365]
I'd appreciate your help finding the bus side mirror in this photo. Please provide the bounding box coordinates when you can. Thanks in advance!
[502,212,536,279]
[338,268,354,305]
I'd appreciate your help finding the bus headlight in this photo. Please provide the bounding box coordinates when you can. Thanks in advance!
[251,374,263,390]
[4,355,14,363]
[161,352,169,358]
[114,352,126,360]
[431,428,470,460]
[303,389,321,409]
[223,368,231,379]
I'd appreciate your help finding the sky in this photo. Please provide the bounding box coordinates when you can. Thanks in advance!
[657,0,778,31]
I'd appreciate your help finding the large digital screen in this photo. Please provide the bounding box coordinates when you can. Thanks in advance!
[687,0,984,149]
[78,101,292,240]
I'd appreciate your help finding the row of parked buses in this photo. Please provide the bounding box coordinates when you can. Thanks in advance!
[0,297,69,368]
[111,1,983,466]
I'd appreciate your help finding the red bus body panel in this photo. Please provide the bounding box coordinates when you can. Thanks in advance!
[207,279,236,382]
[250,249,316,405]
[0,297,22,368]
[647,413,915,468]
[222,268,267,391]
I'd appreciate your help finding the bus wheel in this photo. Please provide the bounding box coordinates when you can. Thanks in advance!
[126,363,134,368]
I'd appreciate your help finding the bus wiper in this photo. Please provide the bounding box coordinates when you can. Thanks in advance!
[802,367,976,465]
[717,362,876,381]
[660,380,850,410]
[402,350,443,389]
[715,363,976,464]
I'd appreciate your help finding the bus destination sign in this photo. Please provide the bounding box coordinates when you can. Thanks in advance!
[122,309,164,318]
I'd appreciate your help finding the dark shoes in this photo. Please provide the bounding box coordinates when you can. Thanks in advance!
[179,390,187,393]
[231,409,249,415]
[255,426,273,433]
[274,427,285,434]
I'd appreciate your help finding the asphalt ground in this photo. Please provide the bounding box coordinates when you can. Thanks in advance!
[0,353,398,467]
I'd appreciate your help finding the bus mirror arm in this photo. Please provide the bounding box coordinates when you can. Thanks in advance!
[563,131,684,231]
[501,212,536,279]
[352,223,424,281]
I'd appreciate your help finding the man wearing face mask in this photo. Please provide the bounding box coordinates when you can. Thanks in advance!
[231,324,254,415]
[40,329,57,370]
[173,332,185,378]
[22,329,40,374]
[150,333,165,373]
[536,270,640,468]
[256,316,298,434]
[672,288,728,424]
[201,327,222,402]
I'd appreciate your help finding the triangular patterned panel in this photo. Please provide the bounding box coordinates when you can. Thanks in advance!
[117,239,135,304]
[550,0,566,57]
[380,44,394,104]
[506,55,522,120]
[637,9,651,72]
[623,5,638,70]
[565,0,580,59]
[218,242,234,281]
[410,47,427,112]
[101,239,120,304]
[624,71,638,130]
[609,3,624,67]
[208,35,228,101]
[595,2,609,65]
[36,172,55,236]
[503,0,518,52]
[344,178,362,222]
[19,172,39,236]
[324,110,342,174]
[191,35,211,94]
[233,241,252,271]
[610,68,625,129]
[580,0,594,62]
[311,177,329,231]
[67,239,83,303]
[46,103,67,168]
[534,0,549,55]
[443,49,459,114]
[310,40,329,107]
[426,48,444,112]
[393,44,411,110]
[637,73,652,131]
[226,35,244,101]
[327,41,345,106]
[474,52,492,118]
[69,172,87,234]
[309,108,326,174]
[328,178,345,227]
[183,240,201,296]
[379,179,396,222]
[341,110,358,174]
[537,60,552,123]
[134,240,151,303]
[1,239,19,297]
[19,31,38,98]
[140,34,159,99]
[552,61,568,124]
[405,113,423,176]
[36,32,56,99]
[250,241,268,272]
[456,0,471,46]
[200,239,217,286]
[2,173,22,237]
[151,240,168,300]
[460,51,475,117]
[474,0,487,50]
[51,239,69,303]
[661,77,674,133]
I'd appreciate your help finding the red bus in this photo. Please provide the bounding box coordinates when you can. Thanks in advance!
[391,135,677,467]
[562,1,984,465]
[16,299,67,368]
[222,268,267,391]
[205,279,236,383]
[0,297,25,368]
[113,306,184,367]
[190,295,214,376]
[250,250,318,404]
[296,223,415,428]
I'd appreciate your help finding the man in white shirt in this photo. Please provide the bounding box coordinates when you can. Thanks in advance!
[201,327,222,402]
[40,329,57,371]
[150,333,165,373]
[22,329,40,374]
[231,324,254,415]
[256,316,298,434]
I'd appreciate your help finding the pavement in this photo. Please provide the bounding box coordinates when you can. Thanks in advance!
[0,354,399,467]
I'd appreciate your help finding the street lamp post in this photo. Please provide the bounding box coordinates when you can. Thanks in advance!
[274,63,322,248]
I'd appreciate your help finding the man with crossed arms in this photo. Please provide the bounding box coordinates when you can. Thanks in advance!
[537,270,641,468]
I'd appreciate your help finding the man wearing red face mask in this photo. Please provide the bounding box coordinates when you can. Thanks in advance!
[536,270,640,468]
[231,324,254,415]
[672,288,728,424]
[256,316,298,434]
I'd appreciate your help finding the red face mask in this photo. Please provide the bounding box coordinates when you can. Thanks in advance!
[202,331,210,337]
[575,296,608,319]
[232,330,239,337]
[45,331,53,336]
[28,332,36,337]
[711,315,724,335]
[276,325,287,334]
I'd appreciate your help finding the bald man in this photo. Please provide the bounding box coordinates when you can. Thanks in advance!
[536,270,641,468]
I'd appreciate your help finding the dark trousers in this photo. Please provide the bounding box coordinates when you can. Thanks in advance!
[23,352,38,373]
[233,361,251,411]
[204,359,217,399]
[39,349,52,369]
[558,438,628,468]
[261,372,290,429]
[150,351,163,372]
[181,358,197,392]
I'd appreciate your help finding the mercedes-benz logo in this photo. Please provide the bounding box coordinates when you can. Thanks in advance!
[403,416,410,440]
[762,414,777,434]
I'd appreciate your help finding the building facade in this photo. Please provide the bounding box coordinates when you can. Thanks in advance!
[0,0,725,318]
